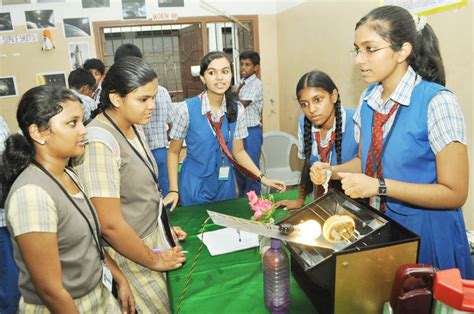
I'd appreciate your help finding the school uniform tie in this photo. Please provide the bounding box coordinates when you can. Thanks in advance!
[365,104,399,179]
[314,131,336,198]
[236,81,245,95]
[206,112,260,182]
[365,104,399,212]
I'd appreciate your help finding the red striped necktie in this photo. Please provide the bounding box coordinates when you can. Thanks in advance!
[206,112,259,181]
[314,131,336,199]
[236,81,245,95]
[365,103,399,212]
[365,104,399,179]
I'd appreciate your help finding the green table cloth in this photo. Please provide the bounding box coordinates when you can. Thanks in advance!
[167,190,316,313]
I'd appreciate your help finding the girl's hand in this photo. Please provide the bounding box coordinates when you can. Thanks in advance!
[151,246,186,271]
[261,176,286,192]
[163,192,179,212]
[339,172,379,199]
[116,278,135,314]
[310,162,331,185]
[275,199,304,211]
[172,226,187,241]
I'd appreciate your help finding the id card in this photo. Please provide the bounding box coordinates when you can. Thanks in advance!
[218,166,230,181]
[369,196,381,211]
[102,263,113,292]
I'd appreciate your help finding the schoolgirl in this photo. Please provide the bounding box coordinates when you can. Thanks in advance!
[166,51,285,208]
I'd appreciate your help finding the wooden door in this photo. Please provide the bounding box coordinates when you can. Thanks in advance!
[178,24,203,99]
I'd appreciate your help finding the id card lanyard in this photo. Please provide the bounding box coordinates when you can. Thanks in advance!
[102,112,176,248]
[31,160,113,292]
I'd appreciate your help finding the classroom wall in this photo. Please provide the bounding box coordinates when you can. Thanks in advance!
[0,0,304,129]
[275,0,474,228]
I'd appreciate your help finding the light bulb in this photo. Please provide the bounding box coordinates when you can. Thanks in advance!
[296,219,321,239]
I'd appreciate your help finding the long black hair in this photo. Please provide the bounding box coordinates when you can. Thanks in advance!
[356,5,445,86]
[0,85,79,204]
[200,51,238,123]
[90,56,158,120]
[296,71,343,196]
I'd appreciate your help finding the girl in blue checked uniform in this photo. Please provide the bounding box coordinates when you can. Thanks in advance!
[276,71,358,210]
[313,6,473,278]
[166,51,285,208]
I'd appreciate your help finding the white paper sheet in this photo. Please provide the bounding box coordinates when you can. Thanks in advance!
[197,227,258,256]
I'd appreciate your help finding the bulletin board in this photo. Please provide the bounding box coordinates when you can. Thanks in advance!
[381,0,468,15]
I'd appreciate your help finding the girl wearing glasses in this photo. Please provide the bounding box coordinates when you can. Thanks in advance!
[166,51,285,209]
[312,5,472,278]
[1,86,133,313]
[275,70,358,210]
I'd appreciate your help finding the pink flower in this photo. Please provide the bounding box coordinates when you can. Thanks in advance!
[247,191,258,206]
[251,199,272,213]
[254,210,262,221]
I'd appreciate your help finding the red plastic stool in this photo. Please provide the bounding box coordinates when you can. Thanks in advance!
[433,268,474,313]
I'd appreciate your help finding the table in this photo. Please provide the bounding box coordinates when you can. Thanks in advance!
[167,190,316,313]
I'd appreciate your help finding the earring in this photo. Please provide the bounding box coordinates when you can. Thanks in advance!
[39,140,45,145]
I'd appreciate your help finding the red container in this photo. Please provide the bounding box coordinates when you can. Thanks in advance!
[389,264,436,314]
[433,268,474,312]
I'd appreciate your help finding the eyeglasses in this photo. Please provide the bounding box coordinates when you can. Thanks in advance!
[350,46,392,58]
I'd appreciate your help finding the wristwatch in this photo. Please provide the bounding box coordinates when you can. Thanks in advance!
[378,178,387,197]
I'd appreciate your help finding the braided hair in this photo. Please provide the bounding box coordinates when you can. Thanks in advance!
[296,70,343,196]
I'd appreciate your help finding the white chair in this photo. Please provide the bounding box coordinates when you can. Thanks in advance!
[260,131,302,194]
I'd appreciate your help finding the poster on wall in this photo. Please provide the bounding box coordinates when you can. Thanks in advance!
[1,0,31,4]
[63,17,91,38]
[382,0,467,14]
[0,76,18,98]
[25,10,55,30]
[36,72,67,87]
[158,0,184,7]
[81,0,110,8]
[0,12,13,32]
[68,42,90,70]
[122,0,147,19]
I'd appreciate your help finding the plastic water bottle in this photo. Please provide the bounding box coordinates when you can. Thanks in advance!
[263,239,290,313]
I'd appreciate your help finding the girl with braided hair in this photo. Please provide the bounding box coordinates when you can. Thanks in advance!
[275,70,358,210]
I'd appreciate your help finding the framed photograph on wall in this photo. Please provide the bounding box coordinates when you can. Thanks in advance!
[81,0,110,8]
[25,9,55,30]
[68,42,90,70]
[158,0,184,7]
[0,76,18,98]
[63,17,91,38]
[0,12,13,32]
[36,72,67,87]
[122,0,146,19]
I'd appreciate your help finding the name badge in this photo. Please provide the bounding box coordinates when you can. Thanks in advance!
[102,263,113,292]
[370,196,381,211]
[219,166,230,181]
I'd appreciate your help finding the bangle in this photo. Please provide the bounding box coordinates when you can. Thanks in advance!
[169,190,179,195]
[258,173,265,182]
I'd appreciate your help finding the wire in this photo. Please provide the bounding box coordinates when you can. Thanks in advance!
[176,216,212,313]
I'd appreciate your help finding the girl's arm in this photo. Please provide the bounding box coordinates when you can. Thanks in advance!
[90,197,185,271]
[165,139,183,211]
[16,233,79,314]
[232,139,286,191]
[274,185,306,210]
[104,252,135,314]
[339,142,469,208]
